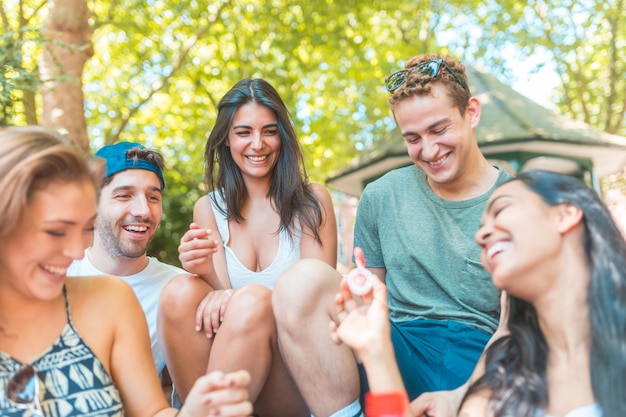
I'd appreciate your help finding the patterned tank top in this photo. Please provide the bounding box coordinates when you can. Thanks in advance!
[0,286,123,416]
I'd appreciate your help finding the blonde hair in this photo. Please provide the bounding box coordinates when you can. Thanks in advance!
[0,126,105,238]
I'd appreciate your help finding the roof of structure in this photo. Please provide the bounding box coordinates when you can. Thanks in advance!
[327,66,626,197]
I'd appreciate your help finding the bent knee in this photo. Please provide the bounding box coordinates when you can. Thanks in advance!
[230,284,272,314]
[159,274,210,320]
[272,259,340,321]
[223,284,274,330]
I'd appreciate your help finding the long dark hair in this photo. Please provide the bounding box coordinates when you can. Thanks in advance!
[464,169,626,417]
[204,78,323,243]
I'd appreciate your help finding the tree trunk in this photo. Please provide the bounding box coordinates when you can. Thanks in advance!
[39,0,93,150]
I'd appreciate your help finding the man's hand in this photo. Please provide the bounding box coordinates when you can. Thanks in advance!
[410,385,466,417]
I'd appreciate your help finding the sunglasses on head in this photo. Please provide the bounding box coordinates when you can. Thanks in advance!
[384,59,469,93]
[7,365,44,416]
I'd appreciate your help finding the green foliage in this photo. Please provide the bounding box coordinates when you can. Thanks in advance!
[81,0,466,264]
[447,0,626,135]
[0,22,42,125]
[3,0,626,263]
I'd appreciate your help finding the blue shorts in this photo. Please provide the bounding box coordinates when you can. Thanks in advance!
[359,319,490,400]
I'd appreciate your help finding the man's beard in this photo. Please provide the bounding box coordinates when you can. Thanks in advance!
[96,217,155,259]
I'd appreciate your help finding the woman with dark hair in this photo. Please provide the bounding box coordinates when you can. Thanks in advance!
[461,169,625,417]
[331,170,625,417]
[159,78,337,416]
[0,126,252,417]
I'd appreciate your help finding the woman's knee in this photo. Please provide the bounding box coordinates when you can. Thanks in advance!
[222,284,274,331]
[272,259,340,322]
[159,274,209,321]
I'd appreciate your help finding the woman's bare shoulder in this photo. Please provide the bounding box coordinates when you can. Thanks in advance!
[65,276,137,310]
[193,194,219,227]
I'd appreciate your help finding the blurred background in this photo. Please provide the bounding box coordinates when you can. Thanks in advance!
[2,0,624,270]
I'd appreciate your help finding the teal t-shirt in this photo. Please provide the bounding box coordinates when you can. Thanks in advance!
[354,165,512,335]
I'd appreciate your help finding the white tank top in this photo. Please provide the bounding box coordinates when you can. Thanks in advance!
[210,191,302,289]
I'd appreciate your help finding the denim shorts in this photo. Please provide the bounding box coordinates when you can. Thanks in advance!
[359,319,490,401]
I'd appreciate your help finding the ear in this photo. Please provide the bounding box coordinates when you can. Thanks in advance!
[466,97,481,129]
[555,203,584,234]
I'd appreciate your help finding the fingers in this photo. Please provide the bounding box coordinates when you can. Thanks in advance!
[210,298,222,334]
[196,290,232,337]
[339,278,354,304]
[328,320,341,345]
[354,246,366,269]
[219,289,233,326]
[371,277,387,301]
[207,401,253,417]
[195,294,211,334]
[180,225,211,243]
[222,370,251,387]
[201,370,251,390]
[179,227,220,275]
[409,392,451,417]
[188,371,254,417]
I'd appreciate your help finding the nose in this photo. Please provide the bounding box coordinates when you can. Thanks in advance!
[250,131,264,150]
[130,195,150,218]
[474,222,492,246]
[64,232,88,260]
[420,136,439,160]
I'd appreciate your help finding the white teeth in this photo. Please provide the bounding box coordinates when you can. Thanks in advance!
[42,264,67,276]
[429,155,447,165]
[487,241,511,259]
[125,225,147,232]
[247,155,268,162]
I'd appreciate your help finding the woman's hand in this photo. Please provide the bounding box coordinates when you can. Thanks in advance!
[329,274,389,361]
[179,223,220,277]
[181,370,253,417]
[195,288,234,337]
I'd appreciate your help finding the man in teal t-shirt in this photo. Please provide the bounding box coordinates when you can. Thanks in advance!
[272,53,511,417]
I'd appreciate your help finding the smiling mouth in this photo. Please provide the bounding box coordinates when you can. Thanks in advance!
[246,155,269,162]
[124,225,148,233]
[41,264,67,276]
[487,241,511,261]
[427,154,448,166]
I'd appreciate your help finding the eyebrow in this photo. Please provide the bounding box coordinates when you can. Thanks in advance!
[112,185,162,194]
[401,117,451,137]
[485,194,513,213]
[232,122,279,130]
[44,213,97,225]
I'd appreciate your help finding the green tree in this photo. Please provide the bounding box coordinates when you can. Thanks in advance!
[0,0,44,126]
[2,0,625,264]
[448,0,626,136]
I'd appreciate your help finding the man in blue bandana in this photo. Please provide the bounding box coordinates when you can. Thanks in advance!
[68,142,187,403]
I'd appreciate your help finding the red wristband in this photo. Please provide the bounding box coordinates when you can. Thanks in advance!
[364,390,409,417]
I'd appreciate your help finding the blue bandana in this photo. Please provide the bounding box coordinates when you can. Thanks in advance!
[95,141,165,189]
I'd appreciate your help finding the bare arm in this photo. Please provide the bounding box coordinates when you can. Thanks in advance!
[81,277,172,417]
[178,195,231,290]
[76,277,252,417]
[300,183,338,268]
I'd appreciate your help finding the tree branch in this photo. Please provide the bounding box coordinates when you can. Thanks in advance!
[108,0,233,144]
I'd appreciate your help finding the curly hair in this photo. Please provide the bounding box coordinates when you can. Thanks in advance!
[388,53,471,116]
